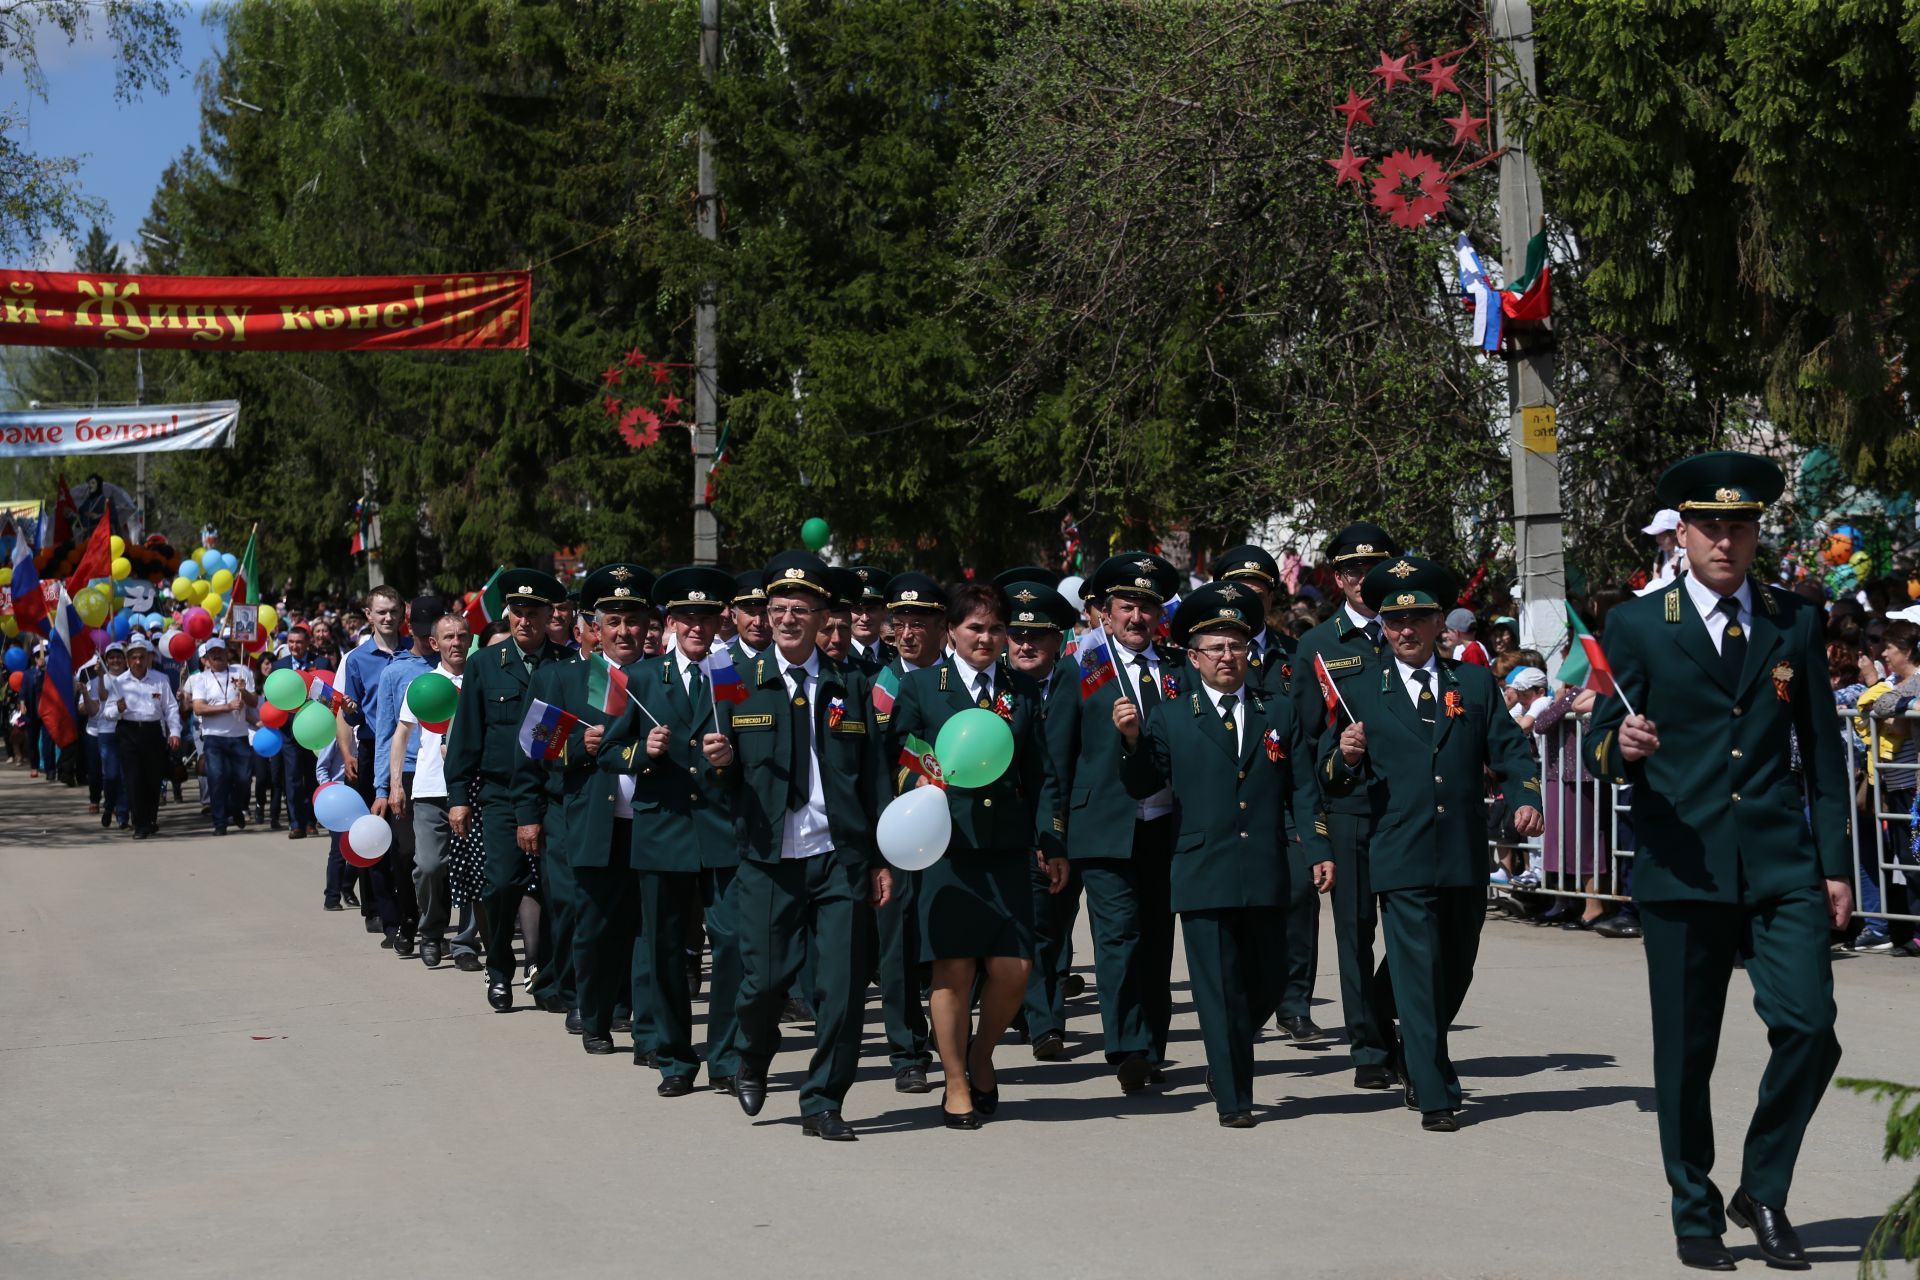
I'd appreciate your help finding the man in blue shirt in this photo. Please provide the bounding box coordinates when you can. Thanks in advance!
[359,596,441,956]
[337,586,407,944]
[271,625,325,842]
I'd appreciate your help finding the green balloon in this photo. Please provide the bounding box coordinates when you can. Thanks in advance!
[933,707,1015,789]
[292,700,338,752]
[406,672,459,724]
[800,517,831,551]
[263,667,310,712]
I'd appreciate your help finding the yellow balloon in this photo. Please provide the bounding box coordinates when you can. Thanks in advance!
[0,567,10,585]
[191,548,206,564]
[210,568,234,593]
[172,576,194,598]
[74,590,109,628]
[111,556,132,580]
[203,594,223,616]
[110,535,126,558]
[258,604,279,632]
[189,580,209,601]
[1,616,15,636]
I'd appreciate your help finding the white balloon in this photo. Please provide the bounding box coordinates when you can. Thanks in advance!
[1057,575,1085,609]
[877,786,952,871]
[346,813,392,861]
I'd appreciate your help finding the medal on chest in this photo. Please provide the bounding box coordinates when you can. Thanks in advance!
[993,689,1014,722]
[1263,727,1284,762]
[827,695,845,729]
[1160,670,1180,699]
[1771,661,1794,702]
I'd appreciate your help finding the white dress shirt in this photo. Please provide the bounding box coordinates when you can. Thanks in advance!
[1115,640,1173,819]
[1682,572,1752,655]
[949,651,997,705]
[778,650,832,860]
[113,668,182,736]
[1200,680,1247,755]
[185,666,254,737]
[1344,602,1380,638]
[1393,654,1442,709]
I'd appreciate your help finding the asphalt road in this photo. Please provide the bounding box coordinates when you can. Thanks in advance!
[0,767,1912,1279]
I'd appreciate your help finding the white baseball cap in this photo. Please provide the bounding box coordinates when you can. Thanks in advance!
[1886,605,1920,624]
[1640,509,1681,535]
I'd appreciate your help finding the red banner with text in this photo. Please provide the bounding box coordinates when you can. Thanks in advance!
[0,270,530,351]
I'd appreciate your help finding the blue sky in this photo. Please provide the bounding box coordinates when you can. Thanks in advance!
[1,4,225,268]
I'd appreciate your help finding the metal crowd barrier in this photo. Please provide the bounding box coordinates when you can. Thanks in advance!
[1482,703,1920,928]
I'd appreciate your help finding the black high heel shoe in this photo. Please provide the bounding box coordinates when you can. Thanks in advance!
[966,1038,1000,1116]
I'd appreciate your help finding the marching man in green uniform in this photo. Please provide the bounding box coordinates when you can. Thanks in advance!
[1587,452,1851,1272]
[444,569,579,1014]
[1322,557,1542,1133]
[617,565,743,1096]
[1045,551,1184,1092]
[511,563,655,1056]
[723,550,895,1141]
[1116,581,1332,1128]
[1291,523,1398,1072]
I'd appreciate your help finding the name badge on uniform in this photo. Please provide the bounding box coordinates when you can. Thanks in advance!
[732,714,775,730]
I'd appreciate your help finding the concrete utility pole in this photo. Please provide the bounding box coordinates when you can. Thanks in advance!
[691,0,721,565]
[1491,0,1566,662]
[362,457,384,590]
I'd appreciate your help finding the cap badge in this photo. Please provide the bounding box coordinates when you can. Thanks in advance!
[609,566,634,582]
[1396,592,1417,606]
[613,587,631,597]
[1389,560,1416,578]
[783,568,805,580]
[1217,584,1243,600]
[1355,542,1375,555]
[688,590,706,602]
[1012,588,1037,603]
[899,589,918,602]
[1134,577,1153,589]
[1715,487,1741,503]
[1132,557,1156,572]
[1242,559,1258,570]
[1017,610,1035,622]
[1217,608,1235,618]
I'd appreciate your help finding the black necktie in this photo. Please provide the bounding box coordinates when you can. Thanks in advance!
[1413,668,1436,728]
[1134,654,1160,708]
[974,672,992,709]
[1248,638,1263,669]
[1716,597,1745,685]
[688,663,708,720]
[1364,621,1382,648]
[786,665,811,811]
[1219,692,1238,741]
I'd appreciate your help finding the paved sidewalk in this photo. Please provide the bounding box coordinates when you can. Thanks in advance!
[0,767,1911,1278]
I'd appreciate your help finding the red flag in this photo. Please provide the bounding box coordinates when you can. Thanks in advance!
[64,511,113,598]
[1312,653,1342,730]
[52,476,79,546]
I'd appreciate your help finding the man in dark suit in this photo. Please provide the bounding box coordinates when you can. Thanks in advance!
[1044,551,1183,1092]
[1117,581,1333,1127]
[444,569,578,1013]
[722,550,894,1141]
[1588,451,1852,1272]
[1323,557,1542,1134]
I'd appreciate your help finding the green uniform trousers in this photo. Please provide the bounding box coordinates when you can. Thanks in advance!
[530,824,579,1009]
[733,852,873,1117]
[1638,885,1841,1238]
[872,870,929,1072]
[639,866,742,1082]
[1022,860,1082,1040]
[1077,814,1175,1064]
[1183,906,1286,1115]
[571,818,639,1039]
[1326,811,1395,1069]
[1377,885,1482,1112]
[1275,837,1320,1020]
[479,783,539,986]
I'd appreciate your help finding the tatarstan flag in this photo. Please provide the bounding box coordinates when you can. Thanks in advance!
[586,652,628,716]
[465,565,506,634]
[898,733,944,788]
[1557,602,1615,696]
[871,663,898,716]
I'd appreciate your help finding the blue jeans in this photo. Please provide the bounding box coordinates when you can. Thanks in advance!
[94,732,129,826]
[282,743,315,831]
[202,735,251,830]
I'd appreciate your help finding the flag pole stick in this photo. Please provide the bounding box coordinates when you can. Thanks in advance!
[1107,638,1144,710]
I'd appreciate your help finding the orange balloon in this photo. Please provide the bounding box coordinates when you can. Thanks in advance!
[7,671,21,693]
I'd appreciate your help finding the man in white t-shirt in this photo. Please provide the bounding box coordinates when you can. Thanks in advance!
[185,637,257,835]
[392,614,472,969]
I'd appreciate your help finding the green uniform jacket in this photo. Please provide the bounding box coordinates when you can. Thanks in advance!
[507,656,643,868]
[719,649,888,868]
[443,639,579,794]
[1244,627,1296,697]
[1045,639,1186,861]
[611,654,737,873]
[1121,683,1294,913]
[1321,656,1538,892]
[884,658,1053,852]
[1585,576,1851,903]
[1290,611,1388,859]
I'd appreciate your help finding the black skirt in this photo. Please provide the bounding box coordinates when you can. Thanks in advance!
[916,848,1035,962]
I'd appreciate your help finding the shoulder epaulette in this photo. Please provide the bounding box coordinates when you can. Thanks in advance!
[1189,692,1201,714]
[755,657,766,686]
[1755,581,1779,615]
[1663,588,1681,623]
[939,665,949,691]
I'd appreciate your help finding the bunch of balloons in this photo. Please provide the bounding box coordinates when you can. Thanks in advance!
[874,708,1017,871]
[253,667,349,761]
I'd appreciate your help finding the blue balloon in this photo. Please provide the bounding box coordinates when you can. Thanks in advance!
[314,783,370,833]
[250,727,283,758]
[223,552,240,573]
[3,647,25,673]
[179,559,202,581]
[145,612,166,630]
[110,614,132,641]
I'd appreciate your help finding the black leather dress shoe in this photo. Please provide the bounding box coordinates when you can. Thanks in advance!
[1673,1235,1736,1271]
[735,1065,768,1117]
[780,997,812,1024]
[365,917,384,935]
[1353,1064,1393,1090]
[1593,912,1642,939]
[342,890,360,907]
[324,901,344,912]
[1278,1015,1323,1042]
[419,938,442,968]
[1031,1031,1066,1061]
[486,979,512,1012]
[1727,1188,1809,1269]
[392,934,415,958]
[1218,1111,1257,1129]
[943,1103,982,1130]
[1116,1051,1151,1093]
[657,1075,695,1097]
[565,1008,584,1035]
[802,1110,857,1141]
[582,1032,616,1055]
[1421,1109,1458,1132]
[710,1075,736,1096]
[452,952,482,972]
[895,1065,931,1093]
[633,1049,658,1068]
[611,1015,632,1033]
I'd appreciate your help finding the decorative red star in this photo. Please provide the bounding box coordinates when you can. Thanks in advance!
[1444,105,1490,148]
[600,365,624,388]
[1417,57,1463,100]
[623,347,647,368]
[1368,50,1412,94]
[602,396,621,418]
[660,390,684,416]
[618,406,663,449]
[1333,87,1376,129]
[1325,141,1367,187]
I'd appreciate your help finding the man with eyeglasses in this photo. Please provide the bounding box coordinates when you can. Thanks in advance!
[1323,556,1541,1134]
[1116,581,1333,1127]
[997,569,1083,1061]
[1045,551,1184,1093]
[722,550,894,1141]
[1290,521,1400,1082]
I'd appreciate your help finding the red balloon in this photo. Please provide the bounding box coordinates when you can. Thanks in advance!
[244,622,268,653]
[340,829,381,868]
[183,607,213,641]
[6,671,20,693]
[166,630,195,662]
[258,701,291,728]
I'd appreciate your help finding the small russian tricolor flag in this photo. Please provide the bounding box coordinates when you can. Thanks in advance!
[308,671,347,712]
[702,646,748,704]
[517,698,580,762]
[1077,632,1117,700]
